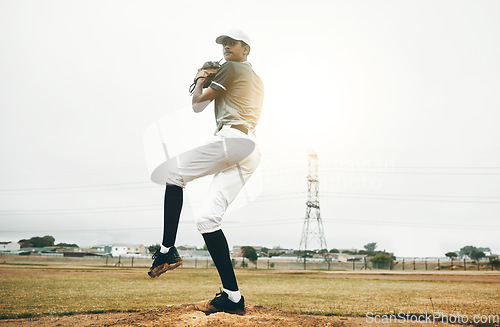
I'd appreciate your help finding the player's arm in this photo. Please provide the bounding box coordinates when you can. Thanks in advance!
[191,71,220,113]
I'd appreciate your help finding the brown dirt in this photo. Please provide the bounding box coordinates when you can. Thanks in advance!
[0,304,472,327]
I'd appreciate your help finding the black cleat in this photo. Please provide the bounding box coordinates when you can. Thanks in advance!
[195,289,245,315]
[147,247,183,278]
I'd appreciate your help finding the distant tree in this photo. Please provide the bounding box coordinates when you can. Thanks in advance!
[478,247,491,254]
[342,250,357,255]
[459,245,490,258]
[148,244,160,254]
[445,252,458,260]
[370,253,393,269]
[364,242,377,252]
[261,247,269,254]
[42,235,55,246]
[488,258,500,270]
[240,246,258,264]
[329,248,339,253]
[56,243,79,248]
[459,245,477,257]
[19,235,55,247]
[318,248,328,254]
[469,250,485,262]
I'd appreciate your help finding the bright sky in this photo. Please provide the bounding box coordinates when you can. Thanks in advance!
[1,0,499,257]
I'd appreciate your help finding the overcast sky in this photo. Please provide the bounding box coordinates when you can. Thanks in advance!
[1,0,499,257]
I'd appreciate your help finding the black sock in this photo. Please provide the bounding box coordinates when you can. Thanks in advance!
[202,229,238,291]
[162,184,183,247]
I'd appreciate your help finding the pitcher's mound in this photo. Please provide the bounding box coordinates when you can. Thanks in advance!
[0,304,467,327]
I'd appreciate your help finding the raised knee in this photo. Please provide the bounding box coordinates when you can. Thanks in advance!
[164,171,185,188]
[196,216,222,234]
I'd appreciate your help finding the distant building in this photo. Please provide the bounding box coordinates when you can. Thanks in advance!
[0,241,21,252]
[178,249,210,258]
[277,253,299,259]
[90,244,147,256]
[108,244,147,257]
[174,245,210,258]
[92,245,112,254]
[78,248,103,254]
[336,253,368,262]
[268,248,294,256]
[55,247,83,253]
[339,248,358,254]
[177,245,197,251]
[16,247,54,253]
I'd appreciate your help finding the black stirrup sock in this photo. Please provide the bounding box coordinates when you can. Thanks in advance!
[202,229,239,291]
[162,184,183,247]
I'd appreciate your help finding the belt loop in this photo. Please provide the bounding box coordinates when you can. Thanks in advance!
[221,136,231,168]
[229,124,249,135]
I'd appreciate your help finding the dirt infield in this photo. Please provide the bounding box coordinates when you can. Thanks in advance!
[0,304,471,327]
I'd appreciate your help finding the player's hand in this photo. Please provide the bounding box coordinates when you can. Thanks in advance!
[194,69,206,80]
[194,69,217,80]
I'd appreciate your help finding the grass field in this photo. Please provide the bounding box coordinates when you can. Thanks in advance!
[1,264,499,320]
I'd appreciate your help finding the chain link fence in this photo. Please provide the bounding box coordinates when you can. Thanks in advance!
[1,253,497,271]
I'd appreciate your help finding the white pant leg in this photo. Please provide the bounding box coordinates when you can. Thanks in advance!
[162,125,260,232]
[196,142,260,233]
[164,126,256,188]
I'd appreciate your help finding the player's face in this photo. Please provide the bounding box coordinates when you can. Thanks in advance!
[222,38,248,62]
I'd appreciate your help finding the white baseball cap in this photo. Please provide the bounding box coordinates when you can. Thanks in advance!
[215,29,252,48]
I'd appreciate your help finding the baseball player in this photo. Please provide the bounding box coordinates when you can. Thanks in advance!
[148,29,264,315]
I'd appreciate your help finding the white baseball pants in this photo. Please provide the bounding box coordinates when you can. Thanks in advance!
[164,125,260,233]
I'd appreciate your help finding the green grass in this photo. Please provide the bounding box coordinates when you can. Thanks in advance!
[237,271,500,317]
[0,265,499,319]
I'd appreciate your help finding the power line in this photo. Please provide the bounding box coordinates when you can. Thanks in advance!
[2,189,500,216]
[0,192,307,216]
[225,217,500,231]
[321,218,500,230]
[0,204,161,215]
[320,169,500,175]
[2,165,500,194]
[322,192,500,204]
[387,166,500,170]
[323,192,500,199]
[0,181,154,193]
[1,217,498,233]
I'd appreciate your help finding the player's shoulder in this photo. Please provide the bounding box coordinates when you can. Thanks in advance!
[221,61,253,72]
[217,61,236,76]
[220,61,236,69]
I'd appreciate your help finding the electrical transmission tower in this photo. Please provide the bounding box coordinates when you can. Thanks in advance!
[299,151,328,251]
